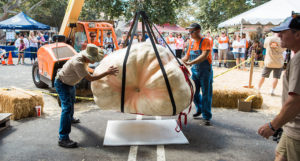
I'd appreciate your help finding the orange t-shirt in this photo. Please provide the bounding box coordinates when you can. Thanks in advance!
[186,38,212,64]
[91,41,101,46]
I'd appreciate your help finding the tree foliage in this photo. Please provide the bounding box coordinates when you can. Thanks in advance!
[79,0,188,25]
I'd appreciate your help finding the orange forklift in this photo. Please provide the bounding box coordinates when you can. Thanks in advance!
[32,0,119,96]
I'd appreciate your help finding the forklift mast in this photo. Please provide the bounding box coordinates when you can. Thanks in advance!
[59,0,85,37]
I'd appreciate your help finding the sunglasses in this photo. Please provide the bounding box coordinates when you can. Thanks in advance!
[91,35,96,38]
[189,30,198,34]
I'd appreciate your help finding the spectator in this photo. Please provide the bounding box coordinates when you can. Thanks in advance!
[242,33,249,59]
[138,34,143,42]
[212,35,219,64]
[17,39,26,65]
[44,32,49,43]
[132,34,138,44]
[28,31,39,64]
[206,31,213,49]
[175,33,184,58]
[218,31,229,68]
[258,15,300,161]
[166,32,176,54]
[15,34,29,50]
[262,35,268,59]
[89,32,101,46]
[258,33,285,95]
[248,40,263,63]
[104,33,114,53]
[37,32,45,48]
[232,35,246,70]
[120,34,128,47]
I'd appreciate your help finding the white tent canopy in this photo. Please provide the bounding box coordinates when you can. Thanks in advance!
[218,0,300,28]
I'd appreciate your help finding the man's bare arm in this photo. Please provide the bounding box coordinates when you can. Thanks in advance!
[271,94,300,130]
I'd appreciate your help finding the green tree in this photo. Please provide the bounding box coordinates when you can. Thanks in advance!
[79,0,188,25]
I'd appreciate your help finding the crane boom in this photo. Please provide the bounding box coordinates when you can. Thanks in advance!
[59,0,85,36]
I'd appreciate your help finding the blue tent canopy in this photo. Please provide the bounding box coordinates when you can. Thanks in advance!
[0,12,50,30]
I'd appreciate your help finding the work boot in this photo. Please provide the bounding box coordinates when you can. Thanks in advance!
[219,63,222,67]
[193,111,202,117]
[71,118,80,124]
[58,139,78,148]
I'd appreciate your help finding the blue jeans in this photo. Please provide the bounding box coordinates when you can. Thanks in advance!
[54,79,76,140]
[30,47,37,61]
[191,67,213,120]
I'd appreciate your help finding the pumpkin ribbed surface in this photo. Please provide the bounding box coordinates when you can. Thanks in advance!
[91,42,193,116]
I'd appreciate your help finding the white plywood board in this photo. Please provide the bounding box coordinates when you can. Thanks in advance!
[103,119,189,146]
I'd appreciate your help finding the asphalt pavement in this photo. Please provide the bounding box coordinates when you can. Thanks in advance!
[0,59,278,161]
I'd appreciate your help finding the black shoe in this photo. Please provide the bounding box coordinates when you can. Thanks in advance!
[219,63,221,67]
[193,111,202,117]
[224,63,228,68]
[203,119,211,126]
[58,139,78,148]
[71,118,80,124]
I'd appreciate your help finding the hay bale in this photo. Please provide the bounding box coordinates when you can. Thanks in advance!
[212,86,263,109]
[0,88,44,120]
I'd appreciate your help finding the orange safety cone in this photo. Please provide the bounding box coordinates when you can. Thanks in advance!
[1,54,6,65]
[7,51,14,65]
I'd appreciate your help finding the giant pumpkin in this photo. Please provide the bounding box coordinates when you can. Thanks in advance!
[91,42,193,116]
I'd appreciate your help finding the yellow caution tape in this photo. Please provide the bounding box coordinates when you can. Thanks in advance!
[213,59,251,79]
[33,90,94,101]
[0,88,94,101]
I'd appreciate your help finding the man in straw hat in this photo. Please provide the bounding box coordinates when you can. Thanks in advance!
[55,44,119,148]
[258,13,300,161]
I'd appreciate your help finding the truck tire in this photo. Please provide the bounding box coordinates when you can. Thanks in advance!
[32,61,48,88]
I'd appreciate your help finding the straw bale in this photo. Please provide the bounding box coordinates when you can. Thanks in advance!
[0,88,44,120]
[212,85,263,109]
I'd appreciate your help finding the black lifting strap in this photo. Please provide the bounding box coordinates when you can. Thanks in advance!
[141,12,177,115]
[121,12,141,113]
[120,11,177,115]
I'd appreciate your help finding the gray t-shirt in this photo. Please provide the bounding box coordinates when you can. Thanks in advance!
[57,53,89,86]
[282,50,300,140]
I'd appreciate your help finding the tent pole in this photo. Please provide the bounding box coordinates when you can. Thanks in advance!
[240,21,243,36]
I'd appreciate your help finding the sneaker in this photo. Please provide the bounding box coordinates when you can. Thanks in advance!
[71,118,80,124]
[271,92,275,96]
[203,119,211,126]
[224,63,228,68]
[58,139,78,148]
[193,111,202,117]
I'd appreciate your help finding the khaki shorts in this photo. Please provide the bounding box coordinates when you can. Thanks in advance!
[262,67,282,79]
[276,132,300,161]
[218,49,227,60]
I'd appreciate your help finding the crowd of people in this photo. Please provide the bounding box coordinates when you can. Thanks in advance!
[8,31,50,64]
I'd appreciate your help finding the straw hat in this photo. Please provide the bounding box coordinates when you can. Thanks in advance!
[81,44,104,62]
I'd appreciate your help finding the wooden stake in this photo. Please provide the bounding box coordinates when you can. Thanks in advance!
[248,50,255,88]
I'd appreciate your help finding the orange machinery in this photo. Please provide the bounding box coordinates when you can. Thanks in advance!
[32,0,119,90]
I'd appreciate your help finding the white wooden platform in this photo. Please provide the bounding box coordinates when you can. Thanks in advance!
[103,119,189,146]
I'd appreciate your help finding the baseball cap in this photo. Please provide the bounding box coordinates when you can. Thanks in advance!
[271,14,300,32]
[186,23,201,30]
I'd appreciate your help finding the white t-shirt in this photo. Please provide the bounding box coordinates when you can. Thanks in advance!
[232,40,245,53]
[218,36,229,49]
[167,37,176,50]
[29,37,38,48]
[15,38,29,48]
